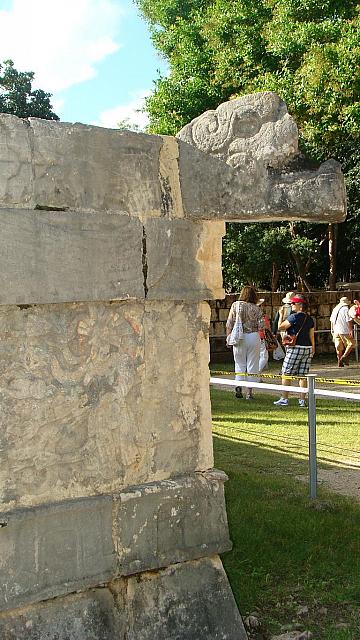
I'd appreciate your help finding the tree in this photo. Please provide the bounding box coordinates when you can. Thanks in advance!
[117,118,142,132]
[136,0,360,290]
[0,59,59,120]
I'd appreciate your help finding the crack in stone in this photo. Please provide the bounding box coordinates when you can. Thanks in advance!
[142,225,148,298]
[34,205,69,211]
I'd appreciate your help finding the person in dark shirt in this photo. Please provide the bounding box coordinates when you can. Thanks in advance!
[273,295,315,408]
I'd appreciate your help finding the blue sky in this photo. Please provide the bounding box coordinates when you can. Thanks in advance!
[0,0,167,128]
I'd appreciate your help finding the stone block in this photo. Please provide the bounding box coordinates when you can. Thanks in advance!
[317,317,330,330]
[29,119,164,216]
[145,218,224,300]
[0,301,213,509]
[219,308,229,321]
[0,208,144,305]
[140,301,213,478]
[178,143,345,222]
[214,321,226,335]
[0,588,122,640]
[0,557,248,640]
[0,115,33,207]
[114,471,232,575]
[125,556,248,640]
[318,304,331,318]
[0,496,114,611]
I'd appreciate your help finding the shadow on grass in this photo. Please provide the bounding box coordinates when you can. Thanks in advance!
[213,432,360,639]
[211,389,360,469]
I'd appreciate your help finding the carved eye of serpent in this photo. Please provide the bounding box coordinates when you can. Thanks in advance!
[231,111,261,139]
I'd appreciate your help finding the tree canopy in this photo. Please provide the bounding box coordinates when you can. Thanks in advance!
[0,59,59,121]
[136,0,360,290]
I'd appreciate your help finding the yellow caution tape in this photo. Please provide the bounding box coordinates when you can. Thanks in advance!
[211,370,360,386]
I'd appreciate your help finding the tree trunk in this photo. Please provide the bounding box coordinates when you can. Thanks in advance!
[291,250,312,291]
[271,262,279,291]
[328,223,337,290]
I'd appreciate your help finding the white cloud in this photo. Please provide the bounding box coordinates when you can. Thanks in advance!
[94,91,150,130]
[0,0,124,93]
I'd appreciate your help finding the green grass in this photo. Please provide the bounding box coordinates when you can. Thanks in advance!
[211,388,360,639]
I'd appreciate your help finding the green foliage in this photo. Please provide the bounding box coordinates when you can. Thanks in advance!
[136,0,360,289]
[117,118,142,132]
[0,59,59,120]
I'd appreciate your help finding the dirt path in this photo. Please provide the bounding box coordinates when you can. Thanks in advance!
[312,467,360,502]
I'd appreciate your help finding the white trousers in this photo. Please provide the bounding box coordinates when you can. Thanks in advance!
[259,339,269,372]
[233,332,261,382]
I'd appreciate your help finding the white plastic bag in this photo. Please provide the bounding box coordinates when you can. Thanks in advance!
[226,302,244,346]
[272,340,285,360]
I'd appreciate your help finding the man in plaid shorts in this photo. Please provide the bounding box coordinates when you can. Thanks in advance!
[273,295,315,408]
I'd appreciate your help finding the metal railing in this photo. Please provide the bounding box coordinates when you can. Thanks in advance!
[210,374,360,500]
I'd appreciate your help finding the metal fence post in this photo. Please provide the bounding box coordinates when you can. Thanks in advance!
[355,324,359,363]
[307,374,317,499]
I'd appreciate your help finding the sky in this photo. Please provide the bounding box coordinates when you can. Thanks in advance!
[0,0,167,129]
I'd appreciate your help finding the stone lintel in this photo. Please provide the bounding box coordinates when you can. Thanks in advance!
[0,472,231,613]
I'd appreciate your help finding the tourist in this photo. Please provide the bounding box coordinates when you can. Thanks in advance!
[226,285,264,400]
[273,295,315,408]
[349,299,360,326]
[257,298,271,372]
[272,291,296,342]
[330,296,354,366]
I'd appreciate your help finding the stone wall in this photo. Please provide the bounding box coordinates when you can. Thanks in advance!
[210,291,360,362]
[0,93,346,639]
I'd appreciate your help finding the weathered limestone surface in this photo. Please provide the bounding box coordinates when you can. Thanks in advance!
[0,208,144,304]
[0,209,224,305]
[0,95,346,223]
[115,470,231,575]
[0,472,231,611]
[0,301,212,510]
[0,559,247,640]
[177,92,346,222]
[146,218,225,300]
[0,589,122,640]
[0,115,164,216]
[0,496,115,610]
[124,557,248,640]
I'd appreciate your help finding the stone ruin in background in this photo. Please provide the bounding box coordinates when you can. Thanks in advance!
[0,92,345,639]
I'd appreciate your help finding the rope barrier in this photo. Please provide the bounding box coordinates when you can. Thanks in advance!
[211,370,360,387]
[210,377,360,401]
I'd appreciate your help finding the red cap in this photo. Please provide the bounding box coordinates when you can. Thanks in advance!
[290,295,307,303]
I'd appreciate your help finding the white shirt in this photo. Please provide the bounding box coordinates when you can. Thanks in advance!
[330,304,352,335]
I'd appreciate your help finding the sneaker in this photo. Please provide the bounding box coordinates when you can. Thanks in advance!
[298,399,306,408]
[235,386,243,399]
[273,398,288,406]
[245,394,254,400]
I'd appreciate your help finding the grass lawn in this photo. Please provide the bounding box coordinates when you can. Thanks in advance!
[211,387,360,639]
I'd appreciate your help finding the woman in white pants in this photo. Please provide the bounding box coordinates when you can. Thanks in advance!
[226,286,263,400]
